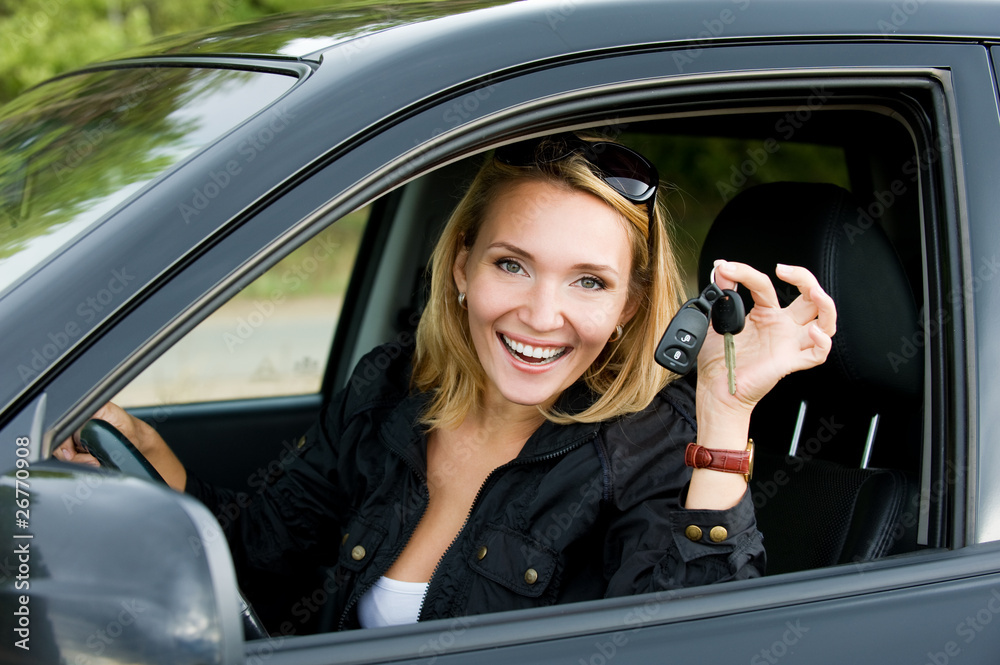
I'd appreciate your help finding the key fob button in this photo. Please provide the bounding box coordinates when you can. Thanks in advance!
[664,347,687,365]
[676,330,697,347]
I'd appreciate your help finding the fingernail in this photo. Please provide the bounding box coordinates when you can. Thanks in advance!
[775,263,792,275]
[714,259,726,267]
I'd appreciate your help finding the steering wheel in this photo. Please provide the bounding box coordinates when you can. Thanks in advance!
[78,418,269,641]
[78,419,166,482]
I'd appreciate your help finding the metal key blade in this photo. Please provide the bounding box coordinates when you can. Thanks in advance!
[724,332,736,395]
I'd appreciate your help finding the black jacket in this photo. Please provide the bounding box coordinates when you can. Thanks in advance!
[187,344,764,630]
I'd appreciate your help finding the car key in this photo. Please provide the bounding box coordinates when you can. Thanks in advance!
[711,289,745,394]
[654,281,724,374]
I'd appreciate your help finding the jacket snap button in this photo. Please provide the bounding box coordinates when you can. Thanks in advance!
[709,526,728,542]
[351,545,367,560]
[524,568,538,585]
[476,546,488,560]
[684,525,703,542]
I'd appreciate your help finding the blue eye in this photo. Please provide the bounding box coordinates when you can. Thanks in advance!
[579,276,606,290]
[497,259,524,274]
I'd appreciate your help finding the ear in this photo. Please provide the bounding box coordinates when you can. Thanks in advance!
[453,244,470,296]
[619,296,640,327]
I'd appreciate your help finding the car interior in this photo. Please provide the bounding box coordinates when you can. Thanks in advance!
[120,95,936,635]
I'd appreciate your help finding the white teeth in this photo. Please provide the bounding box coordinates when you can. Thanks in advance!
[501,334,566,364]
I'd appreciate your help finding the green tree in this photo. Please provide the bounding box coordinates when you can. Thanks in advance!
[0,0,476,105]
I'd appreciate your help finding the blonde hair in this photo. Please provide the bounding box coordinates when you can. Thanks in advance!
[412,136,686,430]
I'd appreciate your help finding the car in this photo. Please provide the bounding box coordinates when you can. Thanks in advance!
[3,0,1000,662]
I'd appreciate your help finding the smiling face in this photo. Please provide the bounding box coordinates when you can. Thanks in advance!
[453,178,638,411]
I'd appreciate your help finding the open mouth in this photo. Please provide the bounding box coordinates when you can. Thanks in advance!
[500,333,568,365]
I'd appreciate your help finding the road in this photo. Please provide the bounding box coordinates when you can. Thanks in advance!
[114,295,341,406]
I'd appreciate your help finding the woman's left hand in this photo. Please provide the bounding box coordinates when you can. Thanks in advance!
[685,259,836,511]
[696,260,838,420]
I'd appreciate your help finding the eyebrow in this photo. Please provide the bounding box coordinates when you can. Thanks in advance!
[486,241,620,276]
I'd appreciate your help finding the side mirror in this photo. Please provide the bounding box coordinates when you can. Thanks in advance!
[0,461,243,664]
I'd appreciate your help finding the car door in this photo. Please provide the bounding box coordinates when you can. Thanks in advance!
[222,39,994,665]
[4,17,1000,665]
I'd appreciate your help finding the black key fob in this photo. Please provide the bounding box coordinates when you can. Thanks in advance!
[655,304,708,373]
[654,282,726,374]
[711,289,745,335]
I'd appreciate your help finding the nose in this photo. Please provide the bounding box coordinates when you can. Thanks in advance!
[517,280,564,333]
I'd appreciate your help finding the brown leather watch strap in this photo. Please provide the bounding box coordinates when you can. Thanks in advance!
[684,440,754,479]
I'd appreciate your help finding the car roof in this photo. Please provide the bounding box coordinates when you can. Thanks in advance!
[108,0,1000,65]
[4,0,999,423]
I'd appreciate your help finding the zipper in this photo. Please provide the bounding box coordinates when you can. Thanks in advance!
[336,438,430,631]
[415,432,596,621]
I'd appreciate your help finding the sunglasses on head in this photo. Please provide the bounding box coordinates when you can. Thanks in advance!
[493,133,659,231]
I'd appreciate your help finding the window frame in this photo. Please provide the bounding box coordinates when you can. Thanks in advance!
[30,42,984,662]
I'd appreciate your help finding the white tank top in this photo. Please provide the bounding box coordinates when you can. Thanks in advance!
[357,576,429,628]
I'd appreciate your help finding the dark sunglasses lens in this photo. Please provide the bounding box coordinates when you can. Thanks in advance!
[495,136,657,203]
[586,144,657,201]
[603,175,653,199]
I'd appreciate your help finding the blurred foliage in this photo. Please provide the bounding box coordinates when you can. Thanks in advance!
[0,0,495,105]
[240,205,369,301]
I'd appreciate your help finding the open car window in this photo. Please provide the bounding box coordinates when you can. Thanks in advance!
[100,84,939,642]
[114,205,370,406]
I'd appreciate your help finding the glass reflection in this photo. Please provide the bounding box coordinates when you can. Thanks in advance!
[0,66,297,295]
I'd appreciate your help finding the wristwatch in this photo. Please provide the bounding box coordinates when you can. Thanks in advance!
[684,439,754,481]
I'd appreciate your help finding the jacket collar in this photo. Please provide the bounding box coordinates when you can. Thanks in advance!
[378,380,601,474]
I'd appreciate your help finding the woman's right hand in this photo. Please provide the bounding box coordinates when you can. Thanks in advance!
[53,402,188,491]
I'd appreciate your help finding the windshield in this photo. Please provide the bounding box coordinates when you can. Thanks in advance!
[0,65,298,295]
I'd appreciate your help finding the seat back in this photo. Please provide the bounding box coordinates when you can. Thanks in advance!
[699,182,922,573]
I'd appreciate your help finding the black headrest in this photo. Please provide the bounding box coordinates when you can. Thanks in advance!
[699,182,921,399]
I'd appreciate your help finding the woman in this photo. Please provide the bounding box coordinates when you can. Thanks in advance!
[56,133,836,630]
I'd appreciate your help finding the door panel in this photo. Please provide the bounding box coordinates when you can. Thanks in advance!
[254,543,1000,664]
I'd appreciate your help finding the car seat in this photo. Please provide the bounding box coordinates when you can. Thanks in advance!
[698,182,922,574]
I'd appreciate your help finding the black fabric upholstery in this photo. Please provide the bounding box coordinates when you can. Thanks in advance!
[750,453,908,574]
[699,182,919,572]
[700,182,921,401]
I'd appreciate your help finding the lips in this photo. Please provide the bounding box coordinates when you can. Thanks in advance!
[500,333,568,365]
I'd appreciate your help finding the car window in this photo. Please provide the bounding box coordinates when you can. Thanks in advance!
[114,205,370,406]
[621,133,850,292]
[0,66,298,296]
